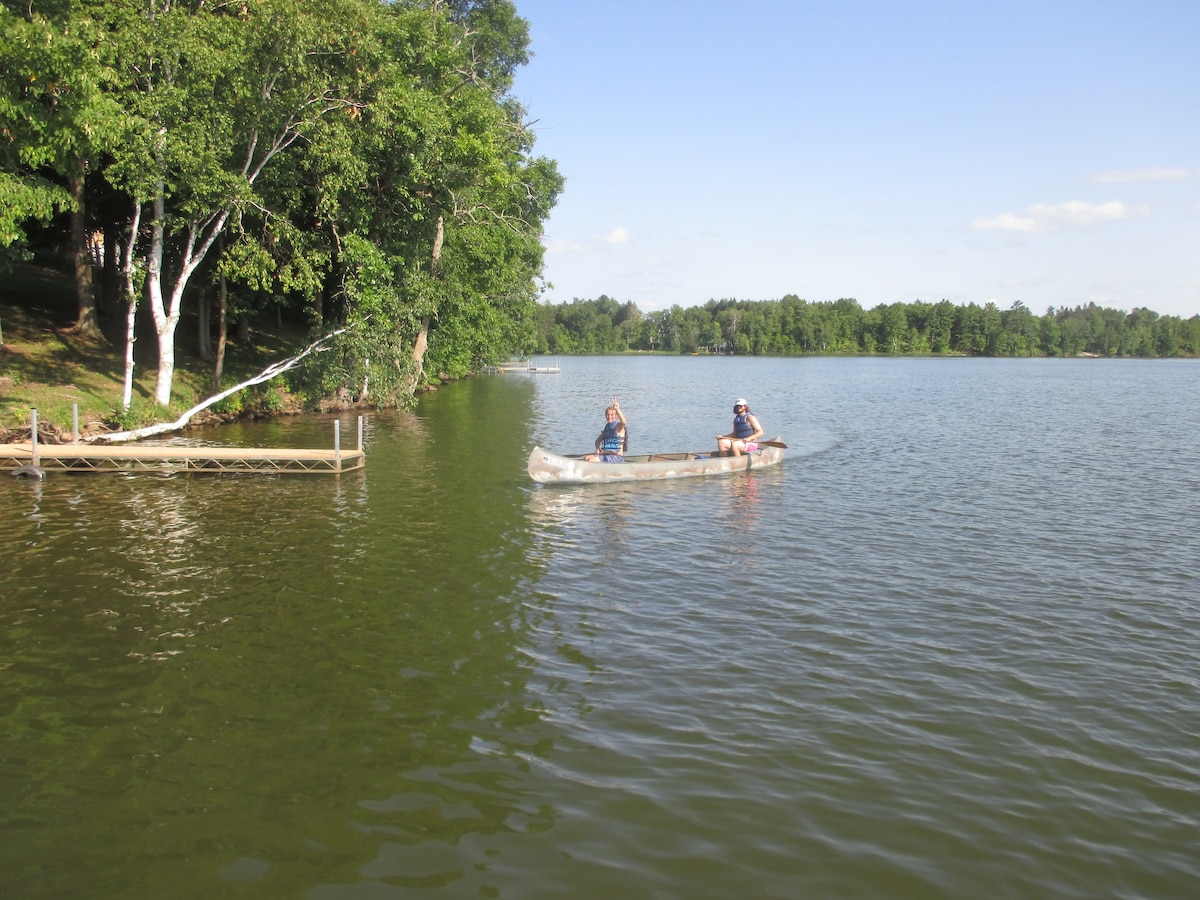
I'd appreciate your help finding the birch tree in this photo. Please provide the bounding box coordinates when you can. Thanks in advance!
[101,0,370,406]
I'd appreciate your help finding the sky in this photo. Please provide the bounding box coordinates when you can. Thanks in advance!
[509,0,1200,318]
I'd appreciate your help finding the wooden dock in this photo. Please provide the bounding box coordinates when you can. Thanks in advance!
[2,416,365,475]
[483,359,561,374]
[2,442,364,474]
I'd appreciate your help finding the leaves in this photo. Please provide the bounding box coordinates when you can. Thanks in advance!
[2,0,563,405]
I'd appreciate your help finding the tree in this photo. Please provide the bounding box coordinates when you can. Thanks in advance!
[530,291,1198,361]
[831,298,864,351]
[94,0,373,406]
[929,300,956,353]
[8,0,565,424]
[879,302,909,353]
[259,0,560,400]
[0,3,124,334]
[998,301,1037,356]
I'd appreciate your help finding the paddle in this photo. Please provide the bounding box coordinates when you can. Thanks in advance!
[757,439,788,449]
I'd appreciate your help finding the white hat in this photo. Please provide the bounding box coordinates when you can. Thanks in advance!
[734,398,747,406]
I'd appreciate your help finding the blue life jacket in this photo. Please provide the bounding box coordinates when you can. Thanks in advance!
[599,420,624,453]
[733,413,755,439]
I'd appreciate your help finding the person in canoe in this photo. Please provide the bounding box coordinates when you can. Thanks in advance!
[585,398,627,462]
[716,398,763,457]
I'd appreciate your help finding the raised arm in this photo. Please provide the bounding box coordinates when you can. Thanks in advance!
[612,397,626,428]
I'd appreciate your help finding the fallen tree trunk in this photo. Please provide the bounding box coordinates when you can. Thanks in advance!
[88,325,351,444]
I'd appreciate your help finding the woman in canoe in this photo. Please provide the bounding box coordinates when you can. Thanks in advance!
[716,398,763,457]
[585,398,627,463]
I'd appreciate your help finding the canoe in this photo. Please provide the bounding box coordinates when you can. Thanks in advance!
[527,437,785,484]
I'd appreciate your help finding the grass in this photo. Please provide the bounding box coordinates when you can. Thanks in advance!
[0,262,309,442]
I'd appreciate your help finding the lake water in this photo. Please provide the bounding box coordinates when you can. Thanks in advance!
[2,356,1198,899]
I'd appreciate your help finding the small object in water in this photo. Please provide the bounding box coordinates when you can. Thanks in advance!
[11,463,46,480]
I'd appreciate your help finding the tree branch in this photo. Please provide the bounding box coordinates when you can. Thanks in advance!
[87,324,353,444]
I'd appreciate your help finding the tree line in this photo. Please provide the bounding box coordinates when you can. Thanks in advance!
[2,0,561,409]
[534,295,1200,358]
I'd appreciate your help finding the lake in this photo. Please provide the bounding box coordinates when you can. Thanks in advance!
[1,355,1197,899]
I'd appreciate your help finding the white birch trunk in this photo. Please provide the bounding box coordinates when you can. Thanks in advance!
[120,204,143,411]
[144,187,230,406]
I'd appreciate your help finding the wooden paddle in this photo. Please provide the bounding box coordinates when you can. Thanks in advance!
[757,439,788,449]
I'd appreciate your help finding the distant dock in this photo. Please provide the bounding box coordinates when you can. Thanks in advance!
[3,414,365,475]
[483,359,561,374]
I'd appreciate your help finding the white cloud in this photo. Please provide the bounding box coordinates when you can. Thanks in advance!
[601,226,630,244]
[972,200,1139,233]
[971,212,1041,233]
[1091,167,1197,184]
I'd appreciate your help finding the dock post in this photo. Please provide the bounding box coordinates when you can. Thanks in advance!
[334,419,341,471]
[73,404,79,443]
[358,415,364,451]
[31,407,39,466]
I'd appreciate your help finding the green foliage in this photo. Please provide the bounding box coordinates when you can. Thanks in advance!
[107,397,161,432]
[211,391,245,418]
[256,384,283,414]
[1,0,561,410]
[0,2,118,250]
[540,295,640,354]
[293,234,424,404]
[536,296,1200,359]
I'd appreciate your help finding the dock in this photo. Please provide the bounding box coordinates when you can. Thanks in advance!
[2,442,364,474]
[3,415,365,475]
[483,359,561,374]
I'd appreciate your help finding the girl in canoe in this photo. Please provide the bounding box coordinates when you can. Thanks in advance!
[585,398,627,462]
[716,398,763,457]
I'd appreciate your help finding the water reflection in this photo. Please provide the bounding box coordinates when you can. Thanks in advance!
[527,483,636,557]
[1,377,566,897]
[7,476,45,528]
[722,470,761,526]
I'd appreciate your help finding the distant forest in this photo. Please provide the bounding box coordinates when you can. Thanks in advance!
[533,296,1200,358]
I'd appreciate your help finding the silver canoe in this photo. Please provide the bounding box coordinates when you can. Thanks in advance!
[526,438,785,484]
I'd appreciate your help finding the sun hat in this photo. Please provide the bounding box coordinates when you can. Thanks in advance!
[734,398,747,406]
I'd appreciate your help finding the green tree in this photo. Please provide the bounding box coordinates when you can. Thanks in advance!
[929,300,956,353]
[997,301,1038,356]
[879,302,908,353]
[85,0,376,406]
[0,2,127,334]
[1040,309,1063,356]
[282,0,560,398]
[831,298,864,351]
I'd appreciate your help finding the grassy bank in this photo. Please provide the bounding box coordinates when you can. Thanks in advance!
[0,264,311,443]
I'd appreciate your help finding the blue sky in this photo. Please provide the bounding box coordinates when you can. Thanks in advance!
[510,0,1200,318]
